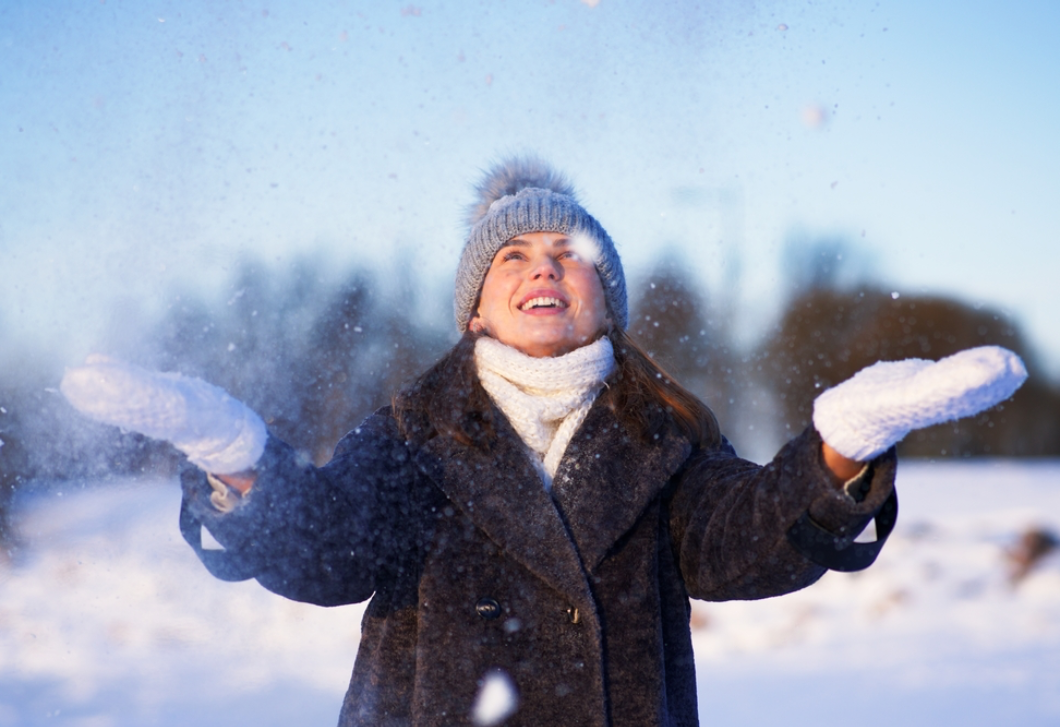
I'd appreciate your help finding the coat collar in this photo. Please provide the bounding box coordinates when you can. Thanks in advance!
[416,399,692,602]
[550,401,692,571]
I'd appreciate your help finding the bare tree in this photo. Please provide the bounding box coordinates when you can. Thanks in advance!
[628,254,739,440]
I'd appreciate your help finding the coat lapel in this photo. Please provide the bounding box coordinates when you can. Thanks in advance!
[417,415,595,607]
[550,403,693,572]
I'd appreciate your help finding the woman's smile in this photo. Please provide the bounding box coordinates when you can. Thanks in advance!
[518,289,569,314]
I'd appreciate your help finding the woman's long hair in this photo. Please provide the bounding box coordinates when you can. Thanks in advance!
[393,328,721,452]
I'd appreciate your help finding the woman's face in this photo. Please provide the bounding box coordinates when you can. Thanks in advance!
[470,231,610,358]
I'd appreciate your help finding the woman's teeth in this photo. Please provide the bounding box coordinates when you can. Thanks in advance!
[521,297,566,310]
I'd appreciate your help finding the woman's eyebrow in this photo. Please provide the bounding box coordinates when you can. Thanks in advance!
[499,239,530,249]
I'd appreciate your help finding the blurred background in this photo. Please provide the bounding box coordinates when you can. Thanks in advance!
[2,1,1059,724]
[3,0,1059,525]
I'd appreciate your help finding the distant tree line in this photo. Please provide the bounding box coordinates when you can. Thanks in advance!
[2,237,1059,554]
[146,256,452,467]
[625,247,1059,459]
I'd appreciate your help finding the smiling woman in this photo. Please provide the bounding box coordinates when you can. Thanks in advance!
[470,231,610,358]
[57,156,1026,727]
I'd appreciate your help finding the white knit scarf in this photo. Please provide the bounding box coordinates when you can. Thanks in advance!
[474,336,615,489]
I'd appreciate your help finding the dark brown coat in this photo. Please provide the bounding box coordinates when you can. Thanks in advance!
[181,401,896,727]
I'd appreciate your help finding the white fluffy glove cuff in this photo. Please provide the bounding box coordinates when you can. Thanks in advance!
[60,355,267,475]
[813,346,1027,461]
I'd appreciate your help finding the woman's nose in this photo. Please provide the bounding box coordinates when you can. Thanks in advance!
[530,255,561,280]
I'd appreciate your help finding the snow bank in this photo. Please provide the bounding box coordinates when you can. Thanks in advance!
[1,479,363,726]
[692,459,1060,726]
[2,460,1059,726]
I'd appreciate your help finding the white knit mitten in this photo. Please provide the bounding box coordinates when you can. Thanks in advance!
[60,355,267,474]
[813,346,1027,461]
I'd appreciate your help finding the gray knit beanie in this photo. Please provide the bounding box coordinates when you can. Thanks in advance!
[454,156,628,333]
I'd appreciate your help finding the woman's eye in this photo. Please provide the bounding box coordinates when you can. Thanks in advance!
[502,251,526,262]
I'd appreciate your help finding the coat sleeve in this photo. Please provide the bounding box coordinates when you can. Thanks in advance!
[668,425,897,602]
[179,409,438,607]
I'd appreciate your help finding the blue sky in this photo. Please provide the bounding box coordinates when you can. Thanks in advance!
[3,0,1059,377]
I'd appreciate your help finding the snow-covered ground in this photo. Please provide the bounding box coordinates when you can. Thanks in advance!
[2,460,1058,726]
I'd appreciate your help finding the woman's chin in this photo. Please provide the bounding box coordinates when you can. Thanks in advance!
[510,326,610,357]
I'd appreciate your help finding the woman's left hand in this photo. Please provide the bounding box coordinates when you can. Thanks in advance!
[821,442,863,484]
[813,345,1027,464]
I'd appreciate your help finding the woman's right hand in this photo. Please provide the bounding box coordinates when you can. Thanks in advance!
[60,355,267,476]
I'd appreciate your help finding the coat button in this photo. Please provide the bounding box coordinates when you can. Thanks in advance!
[476,597,502,620]
[566,607,580,624]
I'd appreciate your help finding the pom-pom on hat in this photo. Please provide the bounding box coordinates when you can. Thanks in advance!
[453,156,628,333]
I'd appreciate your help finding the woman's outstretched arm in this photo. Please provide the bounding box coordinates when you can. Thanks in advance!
[179,414,438,606]
[59,356,428,606]
[673,345,1028,601]
[671,426,897,603]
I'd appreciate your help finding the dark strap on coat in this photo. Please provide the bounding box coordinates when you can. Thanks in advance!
[786,489,898,572]
[179,498,259,582]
